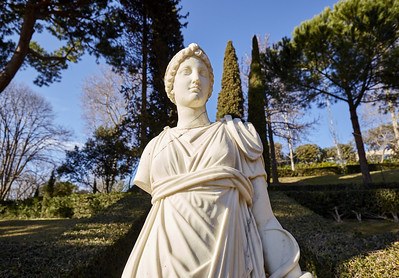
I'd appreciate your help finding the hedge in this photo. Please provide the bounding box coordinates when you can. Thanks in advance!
[277,163,399,177]
[0,192,127,219]
[269,191,399,278]
[0,192,152,278]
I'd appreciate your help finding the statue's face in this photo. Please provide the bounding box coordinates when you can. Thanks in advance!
[173,57,210,108]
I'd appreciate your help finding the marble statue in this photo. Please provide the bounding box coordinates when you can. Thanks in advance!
[122,43,313,278]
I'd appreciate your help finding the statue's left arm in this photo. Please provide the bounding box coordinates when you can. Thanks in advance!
[223,115,311,277]
[251,176,305,278]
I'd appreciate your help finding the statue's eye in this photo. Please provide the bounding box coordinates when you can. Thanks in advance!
[199,68,207,77]
[181,67,192,75]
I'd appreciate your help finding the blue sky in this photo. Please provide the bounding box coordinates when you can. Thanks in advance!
[14,0,359,150]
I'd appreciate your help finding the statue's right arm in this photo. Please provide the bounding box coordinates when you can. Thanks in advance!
[133,138,157,194]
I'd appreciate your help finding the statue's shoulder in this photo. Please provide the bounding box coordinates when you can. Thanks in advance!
[220,115,259,139]
[141,127,170,156]
[220,115,263,159]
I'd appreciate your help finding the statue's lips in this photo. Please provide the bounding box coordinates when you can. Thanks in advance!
[189,86,201,93]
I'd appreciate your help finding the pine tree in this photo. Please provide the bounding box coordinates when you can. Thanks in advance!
[216,41,244,120]
[248,36,271,183]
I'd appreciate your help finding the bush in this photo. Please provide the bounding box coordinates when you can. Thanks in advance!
[277,162,399,177]
[278,164,343,177]
[0,192,126,219]
[344,163,399,174]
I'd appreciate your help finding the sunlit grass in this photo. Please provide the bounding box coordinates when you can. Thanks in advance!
[277,169,399,185]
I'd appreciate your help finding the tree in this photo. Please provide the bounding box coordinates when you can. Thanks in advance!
[41,180,77,197]
[57,146,94,191]
[290,0,399,185]
[0,0,124,92]
[45,170,56,197]
[364,124,397,162]
[294,144,323,164]
[112,0,186,151]
[0,83,69,200]
[324,143,357,163]
[248,36,271,183]
[216,40,244,120]
[58,126,133,193]
[81,67,128,134]
[273,142,285,164]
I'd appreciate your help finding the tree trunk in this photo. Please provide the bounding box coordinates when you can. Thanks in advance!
[348,102,372,186]
[387,92,399,150]
[262,126,271,185]
[140,14,149,150]
[283,113,295,171]
[267,115,279,184]
[0,6,36,93]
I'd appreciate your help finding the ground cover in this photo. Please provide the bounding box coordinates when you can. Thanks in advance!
[0,192,151,278]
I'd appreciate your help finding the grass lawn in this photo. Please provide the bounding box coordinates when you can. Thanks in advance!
[277,169,399,185]
[0,218,82,243]
[335,219,399,236]
[0,193,151,278]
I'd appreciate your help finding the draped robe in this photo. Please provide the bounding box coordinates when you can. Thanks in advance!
[122,116,267,278]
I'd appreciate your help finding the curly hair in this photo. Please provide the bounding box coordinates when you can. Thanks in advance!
[164,43,214,104]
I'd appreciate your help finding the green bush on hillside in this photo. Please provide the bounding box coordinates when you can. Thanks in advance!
[0,192,126,219]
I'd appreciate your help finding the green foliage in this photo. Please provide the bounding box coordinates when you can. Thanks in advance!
[43,170,56,197]
[0,0,123,91]
[116,0,186,150]
[278,165,343,177]
[0,192,126,219]
[248,36,270,180]
[58,126,133,193]
[364,123,398,160]
[290,0,399,184]
[337,242,399,277]
[216,41,244,120]
[323,143,357,163]
[294,144,323,163]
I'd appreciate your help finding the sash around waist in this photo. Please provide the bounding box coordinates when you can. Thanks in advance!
[151,166,254,205]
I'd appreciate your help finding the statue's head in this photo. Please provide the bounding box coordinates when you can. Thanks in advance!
[164,43,214,104]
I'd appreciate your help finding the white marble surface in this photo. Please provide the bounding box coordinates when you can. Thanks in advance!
[122,43,312,278]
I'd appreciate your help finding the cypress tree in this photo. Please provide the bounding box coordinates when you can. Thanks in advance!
[216,41,244,120]
[46,170,56,198]
[248,36,271,183]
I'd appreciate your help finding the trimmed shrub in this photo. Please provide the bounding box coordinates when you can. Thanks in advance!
[285,189,399,222]
[269,192,399,278]
[278,162,399,177]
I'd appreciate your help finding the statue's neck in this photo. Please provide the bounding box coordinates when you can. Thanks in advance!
[176,106,210,129]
